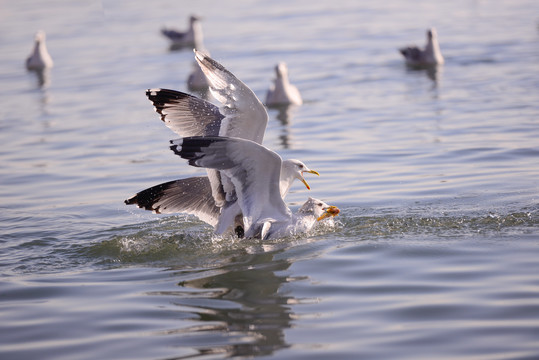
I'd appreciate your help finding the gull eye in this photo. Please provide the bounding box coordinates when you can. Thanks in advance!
[317,203,323,207]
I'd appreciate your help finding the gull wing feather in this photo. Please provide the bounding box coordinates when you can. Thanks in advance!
[170,136,291,234]
[146,88,227,206]
[146,88,223,137]
[194,50,268,144]
[124,176,220,226]
[191,50,269,211]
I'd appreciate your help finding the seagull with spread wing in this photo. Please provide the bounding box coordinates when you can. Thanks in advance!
[125,51,320,237]
[170,136,339,240]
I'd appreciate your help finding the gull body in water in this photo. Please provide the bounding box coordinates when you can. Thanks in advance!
[399,28,444,67]
[126,51,320,237]
[161,15,203,49]
[187,60,209,91]
[265,62,303,106]
[171,136,339,240]
[26,30,53,70]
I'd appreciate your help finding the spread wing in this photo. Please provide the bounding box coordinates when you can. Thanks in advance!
[146,88,227,206]
[142,53,271,231]
[125,176,220,227]
[146,88,223,137]
[194,50,268,144]
[170,136,291,235]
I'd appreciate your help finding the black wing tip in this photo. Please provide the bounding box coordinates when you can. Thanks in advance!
[169,141,183,156]
[124,182,176,214]
[146,88,196,122]
[178,136,228,149]
[146,88,192,101]
[169,136,229,165]
[124,194,145,207]
[169,141,203,163]
[125,194,161,213]
[146,88,159,98]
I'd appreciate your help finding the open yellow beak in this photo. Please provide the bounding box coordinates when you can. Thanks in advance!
[317,206,340,221]
[300,170,320,190]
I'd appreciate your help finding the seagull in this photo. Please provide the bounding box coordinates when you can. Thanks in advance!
[126,51,319,236]
[170,136,340,239]
[161,15,203,49]
[265,62,303,106]
[399,28,444,66]
[186,46,210,91]
[26,30,53,70]
[187,60,209,91]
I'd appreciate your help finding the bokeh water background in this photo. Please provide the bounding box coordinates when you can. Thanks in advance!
[1,0,538,359]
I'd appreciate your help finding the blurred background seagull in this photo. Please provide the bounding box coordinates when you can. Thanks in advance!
[187,49,210,91]
[125,51,319,237]
[187,60,209,91]
[170,136,339,240]
[26,30,53,70]
[399,28,444,66]
[265,62,303,106]
[161,15,203,50]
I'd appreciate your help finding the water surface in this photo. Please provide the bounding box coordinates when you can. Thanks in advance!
[1,0,538,359]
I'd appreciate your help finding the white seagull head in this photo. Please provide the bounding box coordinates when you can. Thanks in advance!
[297,197,340,221]
[275,62,289,79]
[282,159,319,190]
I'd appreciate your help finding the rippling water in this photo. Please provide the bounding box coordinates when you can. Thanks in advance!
[1,0,538,359]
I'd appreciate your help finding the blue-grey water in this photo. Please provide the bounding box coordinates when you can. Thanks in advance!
[1,0,539,359]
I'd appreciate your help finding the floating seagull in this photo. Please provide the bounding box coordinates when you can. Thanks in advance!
[185,27,209,90]
[265,62,303,106]
[126,51,319,236]
[187,60,209,91]
[26,30,53,70]
[399,28,444,66]
[170,136,340,239]
[161,15,203,49]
